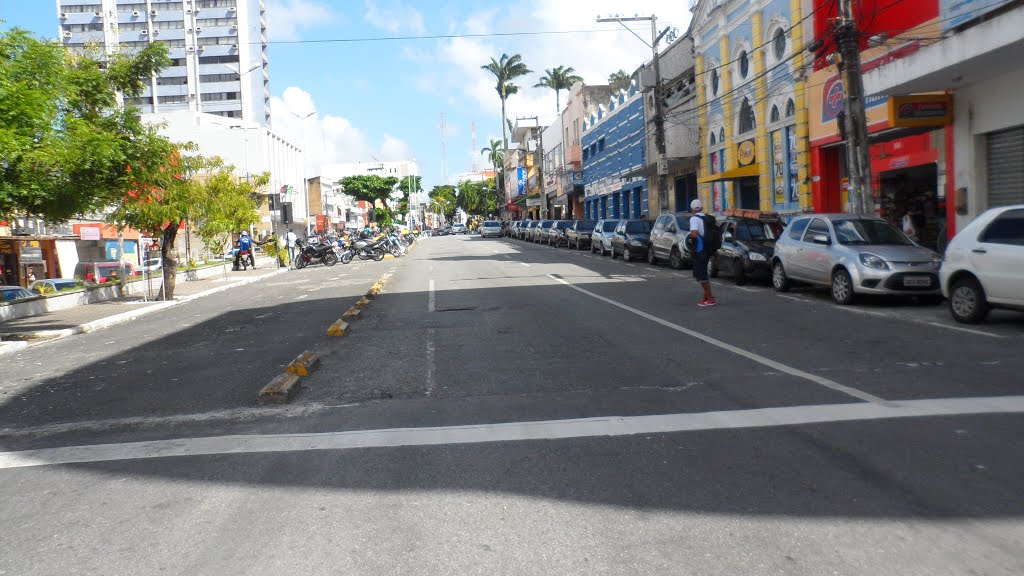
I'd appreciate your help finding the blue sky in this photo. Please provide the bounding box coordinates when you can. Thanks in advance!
[1,0,691,191]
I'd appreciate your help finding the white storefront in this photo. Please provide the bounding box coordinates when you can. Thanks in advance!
[864,2,1024,232]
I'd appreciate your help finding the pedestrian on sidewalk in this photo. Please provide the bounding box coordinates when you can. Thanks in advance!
[285,230,298,267]
[688,199,716,307]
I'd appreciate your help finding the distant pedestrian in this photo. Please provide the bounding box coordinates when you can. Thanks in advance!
[688,199,716,307]
[26,266,36,283]
[285,230,298,266]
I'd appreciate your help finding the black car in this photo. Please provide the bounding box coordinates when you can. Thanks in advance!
[610,219,653,261]
[566,220,596,250]
[710,214,786,284]
[548,220,574,246]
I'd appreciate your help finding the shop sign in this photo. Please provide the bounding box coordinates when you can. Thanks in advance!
[941,0,1004,31]
[737,140,756,166]
[772,131,786,204]
[80,226,101,241]
[516,167,527,195]
[20,242,43,263]
[889,95,952,128]
[525,196,542,207]
[0,240,16,255]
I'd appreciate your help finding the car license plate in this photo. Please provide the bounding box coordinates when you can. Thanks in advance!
[903,276,931,287]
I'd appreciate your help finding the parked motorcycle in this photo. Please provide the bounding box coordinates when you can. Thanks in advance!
[334,238,355,265]
[353,237,386,261]
[294,239,338,269]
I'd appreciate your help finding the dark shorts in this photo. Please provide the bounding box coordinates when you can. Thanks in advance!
[693,249,710,283]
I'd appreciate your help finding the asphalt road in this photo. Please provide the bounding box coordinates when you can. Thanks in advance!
[0,235,1022,576]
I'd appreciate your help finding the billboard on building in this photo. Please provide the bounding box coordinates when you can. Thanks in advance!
[940,0,1005,31]
[516,167,527,195]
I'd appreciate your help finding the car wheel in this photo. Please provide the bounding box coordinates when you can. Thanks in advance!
[669,248,684,270]
[591,243,597,254]
[831,268,856,305]
[611,246,618,259]
[647,247,657,265]
[623,247,632,261]
[733,258,746,285]
[772,260,790,292]
[949,276,989,324]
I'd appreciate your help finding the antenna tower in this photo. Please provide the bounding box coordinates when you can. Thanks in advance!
[440,112,449,185]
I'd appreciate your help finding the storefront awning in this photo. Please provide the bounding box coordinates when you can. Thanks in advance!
[697,164,760,184]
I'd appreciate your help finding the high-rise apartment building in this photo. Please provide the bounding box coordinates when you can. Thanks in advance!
[56,0,270,125]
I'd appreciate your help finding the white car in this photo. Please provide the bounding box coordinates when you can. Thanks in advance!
[940,205,1024,323]
[479,221,502,238]
[451,223,467,235]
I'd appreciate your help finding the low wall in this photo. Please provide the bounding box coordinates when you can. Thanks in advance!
[0,257,275,322]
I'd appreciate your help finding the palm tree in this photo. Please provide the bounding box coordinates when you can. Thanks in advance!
[480,138,505,205]
[481,53,532,153]
[535,65,583,114]
[608,69,631,90]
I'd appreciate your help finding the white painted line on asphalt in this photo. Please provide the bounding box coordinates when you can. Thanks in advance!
[547,274,885,404]
[623,263,637,267]
[732,286,760,292]
[295,294,309,300]
[520,262,531,267]
[3,395,1021,469]
[428,279,436,312]
[425,328,436,396]
[831,306,888,318]
[924,321,1003,339]
[777,294,808,302]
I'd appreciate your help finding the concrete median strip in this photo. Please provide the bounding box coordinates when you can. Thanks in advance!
[285,350,320,377]
[327,319,349,336]
[343,307,361,318]
[355,296,371,308]
[257,373,301,404]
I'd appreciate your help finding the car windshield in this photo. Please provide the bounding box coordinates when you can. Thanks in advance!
[575,221,595,230]
[482,221,499,226]
[738,220,784,241]
[602,221,618,231]
[832,219,913,245]
[626,221,651,233]
[556,222,572,229]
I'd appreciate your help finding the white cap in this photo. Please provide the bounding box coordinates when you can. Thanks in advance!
[690,199,703,211]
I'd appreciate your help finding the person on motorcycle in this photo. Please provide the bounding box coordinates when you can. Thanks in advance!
[234,230,255,270]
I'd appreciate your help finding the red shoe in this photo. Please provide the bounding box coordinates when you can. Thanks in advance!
[698,298,717,307]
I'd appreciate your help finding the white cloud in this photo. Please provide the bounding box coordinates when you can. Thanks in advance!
[435,0,692,127]
[364,0,425,34]
[264,0,338,41]
[269,86,413,172]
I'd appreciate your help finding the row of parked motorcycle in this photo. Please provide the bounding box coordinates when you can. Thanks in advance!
[292,230,418,269]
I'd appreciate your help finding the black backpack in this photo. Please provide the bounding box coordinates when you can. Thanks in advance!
[701,214,722,253]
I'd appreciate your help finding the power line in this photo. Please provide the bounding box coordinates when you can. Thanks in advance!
[263,28,635,45]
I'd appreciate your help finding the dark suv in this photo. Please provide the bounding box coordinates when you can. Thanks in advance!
[711,213,786,284]
[566,220,596,250]
[610,219,653,261]
[648,212,694,269]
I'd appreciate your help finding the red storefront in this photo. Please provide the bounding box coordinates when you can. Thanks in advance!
[808,0,957,249]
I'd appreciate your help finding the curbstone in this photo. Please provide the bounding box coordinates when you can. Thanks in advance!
[355,297,371,308]
[343,307,361,318]
[285,350,320,377]
[258,373,301,404]
[327,318,349,336]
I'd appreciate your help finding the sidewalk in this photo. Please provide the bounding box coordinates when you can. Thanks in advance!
[0,262,287,352]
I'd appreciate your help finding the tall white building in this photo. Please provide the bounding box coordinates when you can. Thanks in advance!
[56,0,270,125]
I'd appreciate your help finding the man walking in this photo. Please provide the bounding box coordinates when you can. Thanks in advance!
[688,199,716,307]
[285,229,298,267]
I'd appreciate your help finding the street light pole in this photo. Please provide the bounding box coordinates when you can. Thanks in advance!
[289,110,315,235]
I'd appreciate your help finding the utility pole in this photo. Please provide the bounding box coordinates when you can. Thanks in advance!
[833,0,874,215]
[597,14,671,212]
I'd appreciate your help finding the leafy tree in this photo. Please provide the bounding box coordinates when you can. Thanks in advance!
[608,69,632,90]
[481,53,531,154]
[534,65,583,114]
[429,185,458,224]
[337,174,400,227]
[458,178,499,217]
[192,163,267,264]
[394,175,422,217]
[0,29,172,220]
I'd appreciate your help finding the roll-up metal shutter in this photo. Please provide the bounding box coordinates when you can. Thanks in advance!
[986,126,1024,207]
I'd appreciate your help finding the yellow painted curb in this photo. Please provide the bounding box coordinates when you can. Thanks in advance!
[356,297,371,308]
[258,373,301,404]
[343,307,361,318]
[327,319,349,336]
[285,350,320,377]
[384,254,395,259]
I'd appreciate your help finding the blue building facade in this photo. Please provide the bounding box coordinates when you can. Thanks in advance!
[582,85,648,221]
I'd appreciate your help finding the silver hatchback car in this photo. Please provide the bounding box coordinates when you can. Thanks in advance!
[772,214,942,304]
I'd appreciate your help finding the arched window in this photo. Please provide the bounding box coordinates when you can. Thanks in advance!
[710,132,717,146]
[719,127,725,143]
[785,98,796,118]
[773,28,786,60]
[711,68,719,96]
[770,105,781,123]
[739,50,749,79]
[739,97,756,133]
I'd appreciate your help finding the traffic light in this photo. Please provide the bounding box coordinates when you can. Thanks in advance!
[281,202,293,224]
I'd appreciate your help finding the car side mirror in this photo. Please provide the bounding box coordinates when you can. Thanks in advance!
[723,232,733,241]
[811,234,831,245]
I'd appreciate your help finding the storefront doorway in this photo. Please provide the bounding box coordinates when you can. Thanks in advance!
[738,177,760,209]
[879,163,942,249]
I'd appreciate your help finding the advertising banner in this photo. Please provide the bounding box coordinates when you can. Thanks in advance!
[940,0,1005,31]
[516,167,527,195]
[772,131,786,205]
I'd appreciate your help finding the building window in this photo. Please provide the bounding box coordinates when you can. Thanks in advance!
[719,127,725,143]
[157,76,188,86]
[196,0,237,7]
[196,18,239,27]
[785,98,796,118]
[739,51,749,79]
[710,132,716,146]
[118,3,147,13]
[773,28,786,60]
[583,148,589,161]
[598,137,605,152]
[739,97,756,134]
[770,105,780,123]
[711,68,719,96]
[201,91,240,102]
[151,2,185,10]
[590,143,597,156]
[61,4,102,13]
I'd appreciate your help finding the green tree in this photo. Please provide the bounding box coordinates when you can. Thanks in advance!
[481,53,532,154]
[534,65,583,114]
[608,69,631,90]
[192,163,267,264]
[480,138,504,199]
[337,174,400,227]
[429,185,458,224]
[0,29,172,220]
[394,175,422,219]
[458,178,499,217]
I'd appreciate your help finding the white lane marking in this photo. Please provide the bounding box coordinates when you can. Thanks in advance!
[294,294,309,300]
[253,312,274,319]
[427,279,435,312]
[831,306,888,318]
[425,328,436,396]
[777,294,808,302]
[547,274,884,404]
[730,285,760,292]
[623,263,637,267]
[520,262,530,267]
[2,396,1021,469]
[924,321,1003,339]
